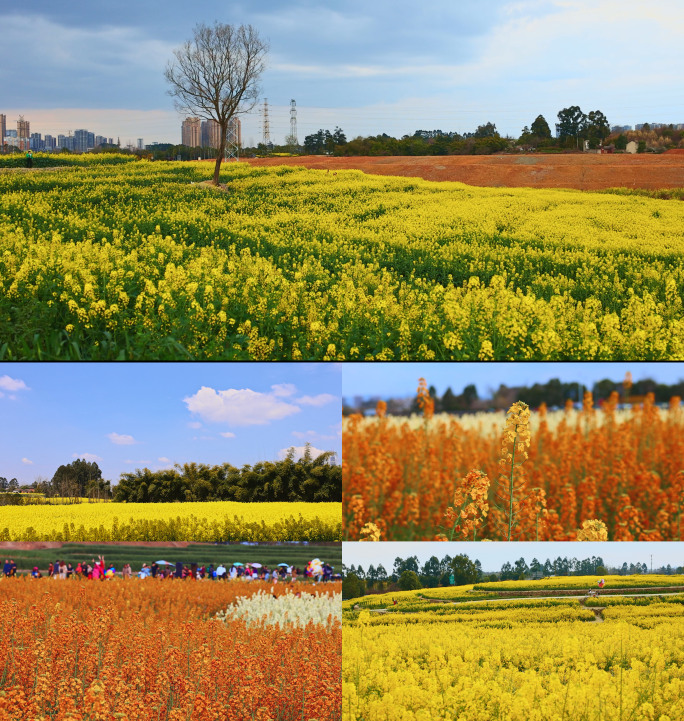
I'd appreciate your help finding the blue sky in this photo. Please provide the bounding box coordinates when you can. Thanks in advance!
[1,1,682,145]
[344,542,684,573]
[342,362,684,401]
[0,363,341,486]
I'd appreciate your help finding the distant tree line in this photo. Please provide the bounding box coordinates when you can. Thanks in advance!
[113,448,340,503]
[248,103,683,159]
[342,553,684,599]
[3,446,340,504]
[343,376,684,416]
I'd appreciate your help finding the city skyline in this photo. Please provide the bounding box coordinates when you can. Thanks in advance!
[1,1,682,145]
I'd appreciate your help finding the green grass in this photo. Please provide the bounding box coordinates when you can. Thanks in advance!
[4,541,341,573]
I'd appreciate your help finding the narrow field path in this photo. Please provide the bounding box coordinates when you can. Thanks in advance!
[417,591,684,605]
[364,591,684,613]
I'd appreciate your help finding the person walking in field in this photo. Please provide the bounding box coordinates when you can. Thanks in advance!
[25,150,33,168]
[597,578,605,596]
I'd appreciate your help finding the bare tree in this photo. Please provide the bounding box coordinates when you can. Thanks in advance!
[165,23,268,185]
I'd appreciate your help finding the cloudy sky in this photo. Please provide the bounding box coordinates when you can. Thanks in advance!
[1,1,682,145]
[0,363,341,485]
[343,362,684,401]
[344,542,684,573]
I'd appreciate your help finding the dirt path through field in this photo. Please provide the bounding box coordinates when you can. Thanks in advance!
[241,154,684,191]
[416,591,684,605]
[366,591,684,615]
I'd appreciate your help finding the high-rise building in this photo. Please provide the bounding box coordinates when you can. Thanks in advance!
[201,119,221,148]
[136,138,144,149]
[0,114,6,152]
[17,116,30,151]
[74,129,90,152]
[57,134,74,151]
[95,135,107,148]
[181,117,201,147]
[43,135,56,151]
[30,133,42,150]
[198,117,242,152]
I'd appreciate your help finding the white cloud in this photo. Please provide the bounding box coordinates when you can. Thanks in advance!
[0,375,29,392]
[296,393,338,407]
[277,445,329,461]
[292,430,337,442]
[184,386,301,426]
[107,432,137,445]
[187,421,202,429]
[271,383,297,397]
[124,459,151,465]
[220,431,236,438]
[21,457,33,465]
[158,457,171,463]
[72,452,103,462]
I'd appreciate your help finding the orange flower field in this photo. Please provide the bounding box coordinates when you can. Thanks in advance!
[0,578,341,721]
[344,384,684,541]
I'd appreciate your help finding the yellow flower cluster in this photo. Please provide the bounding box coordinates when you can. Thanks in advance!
[2,161,684,359]
[475,574,684,592]
[344,585,684,720]
[0,501,341,541]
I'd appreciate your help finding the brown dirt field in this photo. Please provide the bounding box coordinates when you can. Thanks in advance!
[238,154,684,191]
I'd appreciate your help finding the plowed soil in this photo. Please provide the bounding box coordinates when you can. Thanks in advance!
[242,154,684,191]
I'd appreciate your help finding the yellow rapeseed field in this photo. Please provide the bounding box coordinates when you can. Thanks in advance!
[343,584,684,721]
[0,501,341,541]
[2,157,684,359]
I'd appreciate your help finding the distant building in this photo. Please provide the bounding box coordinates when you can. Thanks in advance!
[30,132,42,150]
[94,135,107,148]
[17,116,30,150]
[74,129,90,152]
[201,119,221,149]
[181,117,201,147]
[57,134,75,151]
[611,125,632,133]
[43,135,56,151]
[0,114,6,151]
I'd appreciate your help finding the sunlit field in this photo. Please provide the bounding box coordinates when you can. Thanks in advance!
[344,392,684,541]
[0,577,341,721]
[0,500,342,541]
[2,157,684,359]
[343,579,684,721]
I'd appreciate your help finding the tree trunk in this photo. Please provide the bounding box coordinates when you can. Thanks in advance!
[213,124,227,185]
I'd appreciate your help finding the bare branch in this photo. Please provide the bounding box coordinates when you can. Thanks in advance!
[165,22,269,184]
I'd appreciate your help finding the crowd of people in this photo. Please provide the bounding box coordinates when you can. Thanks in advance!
[3,556,338,582]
